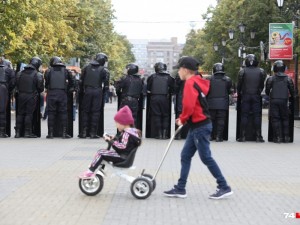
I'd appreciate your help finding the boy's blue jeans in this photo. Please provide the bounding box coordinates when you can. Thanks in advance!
[176,122,228,191]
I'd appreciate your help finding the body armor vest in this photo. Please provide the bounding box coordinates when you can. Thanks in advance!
[84,65,103,88]
[0,66,6,83]
[242,67,262,95]
[18,70,36,93]
[271,76,289,99]
[208,75,227,99]
[151,73,169,95]
[127,75,143,97]
[49,67,66,90]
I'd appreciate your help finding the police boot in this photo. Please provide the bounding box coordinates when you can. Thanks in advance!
[78,127,87,139]
[0,127,8,138]
[175,132,181,140]
[89,128,100,139]
[283,136,290,143]
[215,135,223,142]
[46,127,54,139]
[255,129,265,143]
[155,130,163,139]
[237,130,246,142]
[162,129,168,139]
[15,127,21,138]
[62,127,71,139]
[24,127,37,138]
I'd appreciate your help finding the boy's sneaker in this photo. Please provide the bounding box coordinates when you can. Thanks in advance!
[78,170,95,179]
[163,186,187,198]
[209,186,233,199]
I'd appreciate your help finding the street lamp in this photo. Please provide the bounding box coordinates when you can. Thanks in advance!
[230,23,257,66]
[276,0,300,119]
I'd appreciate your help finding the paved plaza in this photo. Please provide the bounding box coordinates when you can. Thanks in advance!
[0,101,299,225]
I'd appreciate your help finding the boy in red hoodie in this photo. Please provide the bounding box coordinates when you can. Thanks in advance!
[164,57,233,199]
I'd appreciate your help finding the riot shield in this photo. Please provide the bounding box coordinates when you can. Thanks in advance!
[236,94,261,141]
[268,97,294,142]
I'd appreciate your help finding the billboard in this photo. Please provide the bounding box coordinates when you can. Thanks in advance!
[269,23,293,60]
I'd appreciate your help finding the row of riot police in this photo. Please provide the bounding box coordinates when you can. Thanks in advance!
[115,62,174,139]
[1,53,295,143]
[172,54,294,144]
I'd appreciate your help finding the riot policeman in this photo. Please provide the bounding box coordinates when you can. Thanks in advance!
[115,63,143,130]
[44,56,75,139]
[237,54,266,142]
[266,60,294,143]
[0,57,15,138]
[146,62,174,139]
[207,63,232,142]
[78,53,109,139]
[15,57,44,138]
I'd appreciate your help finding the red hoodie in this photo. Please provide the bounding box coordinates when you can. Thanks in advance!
[179,75,210,126]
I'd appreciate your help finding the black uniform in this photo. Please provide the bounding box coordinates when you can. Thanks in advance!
[146,71,174,139]
[79,60,109,138]
[266,72,294,143]
[207,71,232,142]
[0,59,15,138]
[116,73,143,130]
[236,54,266,142]
[44,63,75,138]
[15,65,44,138]
[174,75,188,139]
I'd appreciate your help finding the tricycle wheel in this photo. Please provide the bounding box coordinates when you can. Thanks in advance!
[142,174,156,191]
[79,174,104,196]
[130,177,152,199]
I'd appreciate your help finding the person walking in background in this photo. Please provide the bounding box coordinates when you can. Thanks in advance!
[164,56,233,199]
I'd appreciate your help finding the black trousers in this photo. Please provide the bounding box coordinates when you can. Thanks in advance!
[16,93,37,129]
[82,87,102,129]
[150,95,170,131]
[241,94,262,130]
[47,89,68,128]
[270,98,289,137]
[209,109,227,138]
[120,97,139,127]
[0,84,8,127]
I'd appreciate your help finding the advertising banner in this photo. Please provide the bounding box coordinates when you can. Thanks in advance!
[269,23,293,60]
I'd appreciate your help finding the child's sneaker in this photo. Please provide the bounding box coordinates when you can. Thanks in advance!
[78,170,95,179]
[163,186,187,198]
[209,186,233,199]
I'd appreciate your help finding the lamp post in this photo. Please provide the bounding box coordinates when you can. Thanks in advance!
[276,0,300,120]
[213,30,234,64]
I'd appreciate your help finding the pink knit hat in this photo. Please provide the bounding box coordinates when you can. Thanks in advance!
[114,106,134,125]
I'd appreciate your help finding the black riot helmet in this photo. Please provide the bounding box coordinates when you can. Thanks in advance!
[30,57,42,70]
[49,56,63,67]
[126,63,139,75]
[154,62,167,73]
[95,53,108,66]
[273,60,286,73]
[245,54,258,67]
[213,63,225,74]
